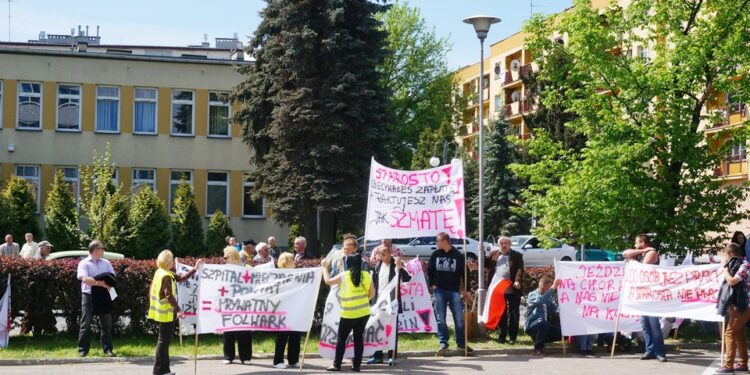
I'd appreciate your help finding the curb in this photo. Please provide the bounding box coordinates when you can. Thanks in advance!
[0,342,720,366]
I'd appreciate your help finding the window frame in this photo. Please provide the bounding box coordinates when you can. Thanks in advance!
[15,165,41,213]
[171,89,195,136]
[205,171,229,217]
[95,85,121,133]
[242,180,265,219]
[56,83,82,132]
[131,168,157,195]
[133,87,158,135]
[169,169,193,214]
[16,81,43,131]
[207,91,232,138]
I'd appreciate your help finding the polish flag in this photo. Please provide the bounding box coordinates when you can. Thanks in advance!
[479,274,511,330]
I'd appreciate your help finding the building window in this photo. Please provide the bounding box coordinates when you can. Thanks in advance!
[637,46,650,63]
[134,88,157,134]
[15,165,40,213]
[730,142,747,162]
[208,92,231,137]
[169,170,193,213]
[57,84,81,131]
[132,168,156,194]
[96,86,120,132]
[17,82,42,130]
[206,172,228,216]
[57,167,80,209]
[242,181,265,218]
[171,90,194,136]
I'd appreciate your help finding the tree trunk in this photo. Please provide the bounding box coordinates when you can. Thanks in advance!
[319,211,336,257]
[303,211,320,257]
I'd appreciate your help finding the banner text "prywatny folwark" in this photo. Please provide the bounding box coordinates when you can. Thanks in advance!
[198,264,321,334]
[365,158,465,240]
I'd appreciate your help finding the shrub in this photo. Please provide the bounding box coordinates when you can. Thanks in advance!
[44,170,81,251]
[205,210,233,255]
[129,186,170,259]
[171,181,205,257]
[3,175,41,241]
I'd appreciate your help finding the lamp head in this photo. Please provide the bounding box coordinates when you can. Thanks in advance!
[429,156,441,167]
[463,15,501,40]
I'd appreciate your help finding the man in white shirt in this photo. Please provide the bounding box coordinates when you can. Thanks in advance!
[20,233,39,259]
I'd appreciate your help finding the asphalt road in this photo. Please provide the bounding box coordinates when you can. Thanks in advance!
[0,348,721,375]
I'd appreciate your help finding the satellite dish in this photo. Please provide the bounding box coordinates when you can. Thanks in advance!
[510,59,521,72]
[494,63,501,75]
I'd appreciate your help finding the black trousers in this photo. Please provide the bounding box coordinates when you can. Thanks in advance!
[274,331,301,365]
[77,293,113,354]
[526,321,562,350]
[334,316,369,370]
[153,320,175,375]
[498,292,522,341]
[223,331,252,361]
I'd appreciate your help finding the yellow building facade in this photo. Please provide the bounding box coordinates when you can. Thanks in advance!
[0,44,289,247]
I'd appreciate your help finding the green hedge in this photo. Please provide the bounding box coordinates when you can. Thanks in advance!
[0,256,553,336]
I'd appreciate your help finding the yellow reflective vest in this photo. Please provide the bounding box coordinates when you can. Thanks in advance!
[148,268,176,322]
[340,270,371,319]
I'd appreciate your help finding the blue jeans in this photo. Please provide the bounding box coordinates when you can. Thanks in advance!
[433,288,465,348]
[640,315,665,357]
[577,334,596,351]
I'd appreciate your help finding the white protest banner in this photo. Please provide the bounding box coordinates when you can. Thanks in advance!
[198,264,321,333]
[175,260,199,334]
[398,258,436,333]
[555,261,641,336]
[620,261,722,322]
[0,276,10,348]
[319,277,398,359]
[365,158,465,240]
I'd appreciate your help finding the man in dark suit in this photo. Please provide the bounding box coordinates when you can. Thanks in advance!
[485,236,525,344]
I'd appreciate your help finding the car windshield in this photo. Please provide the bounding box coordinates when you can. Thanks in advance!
[510,236,532,247]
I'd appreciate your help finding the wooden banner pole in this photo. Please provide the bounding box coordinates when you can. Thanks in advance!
[464,237,468,357]
[193,324,198,375]
[299,329,312,372]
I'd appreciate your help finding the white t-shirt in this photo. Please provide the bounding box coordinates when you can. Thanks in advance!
[20,241,39,259]
[379,262,390,294]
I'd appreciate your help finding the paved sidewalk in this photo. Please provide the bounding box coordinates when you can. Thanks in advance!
[0,348,720,375]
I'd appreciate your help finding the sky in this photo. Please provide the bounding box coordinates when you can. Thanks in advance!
[0,0,573,70]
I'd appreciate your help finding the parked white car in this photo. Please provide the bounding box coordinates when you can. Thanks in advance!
[399,236,492,260]
[509,235,576,267]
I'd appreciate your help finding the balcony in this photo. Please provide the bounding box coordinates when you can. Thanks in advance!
[503,63,533,86]
[707,103,748,133]
[504,100,535,119]
[714,156,748,180]
[466,88,490,108]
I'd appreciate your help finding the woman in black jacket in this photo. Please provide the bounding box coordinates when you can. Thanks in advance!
[367,245,412,366]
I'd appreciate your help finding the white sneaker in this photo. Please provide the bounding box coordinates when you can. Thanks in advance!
[241,360,251,365]
[289,362,299,367]
[222,360,232,365]
[274,363,288,369]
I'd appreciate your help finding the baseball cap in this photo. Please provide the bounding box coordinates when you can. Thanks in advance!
[38,241,54,247]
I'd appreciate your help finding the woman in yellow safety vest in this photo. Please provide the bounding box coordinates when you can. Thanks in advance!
[148,249,202,375]
[322,239,374,372]
[221,246,254,365]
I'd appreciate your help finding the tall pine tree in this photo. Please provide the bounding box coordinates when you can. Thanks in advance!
[44,170,81,251]
[234,0,391,254]
[129,186,170,259]
[483,119,529,237]
[3,175,41,241]
[171,181,205,257]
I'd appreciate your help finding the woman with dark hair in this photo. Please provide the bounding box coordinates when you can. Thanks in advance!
[322,242,374,372]
[732,231,747,249]
[716,243,750,374]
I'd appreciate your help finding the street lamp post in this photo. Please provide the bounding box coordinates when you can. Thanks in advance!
[463,15,500,315]
[429,140,460,167]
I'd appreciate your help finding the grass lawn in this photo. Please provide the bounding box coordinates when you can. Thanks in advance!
[0,320,721,359]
